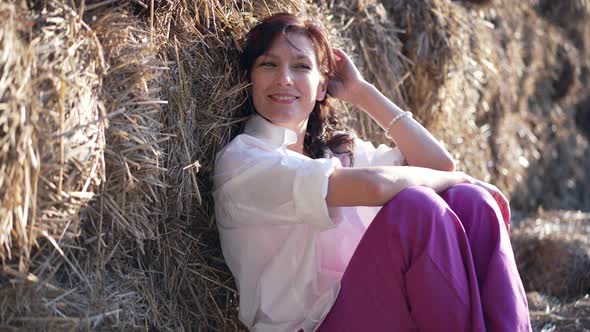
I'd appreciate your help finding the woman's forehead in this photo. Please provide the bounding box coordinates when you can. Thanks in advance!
[263,33,317,60]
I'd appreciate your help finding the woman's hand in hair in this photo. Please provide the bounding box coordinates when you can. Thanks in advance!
[328,48,367,106]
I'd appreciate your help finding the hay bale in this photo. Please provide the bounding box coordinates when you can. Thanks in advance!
[528,292,590,332]
[486,0,590,211]
[532,0,590,50]
[86,6,166,248]
[80,5,170,329]
[0,0,105,268]
[0,1,144,329]
[1,0,167,329]
[375,0,590,210]
[374,0,505,183]
[511,210,590,299]
[513,210,590,331]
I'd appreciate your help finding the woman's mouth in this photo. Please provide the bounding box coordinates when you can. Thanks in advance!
[269,94,298,104]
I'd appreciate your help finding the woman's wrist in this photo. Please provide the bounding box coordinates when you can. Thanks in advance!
[349,80,374,109]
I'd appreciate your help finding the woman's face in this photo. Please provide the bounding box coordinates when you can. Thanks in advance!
[250,33,327,130]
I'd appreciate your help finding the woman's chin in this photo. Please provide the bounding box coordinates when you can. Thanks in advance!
[261,113,307,129]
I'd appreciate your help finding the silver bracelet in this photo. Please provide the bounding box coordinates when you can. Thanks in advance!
[384,111,413,140]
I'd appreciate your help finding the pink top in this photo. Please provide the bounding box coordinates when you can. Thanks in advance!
[212,114,406,331]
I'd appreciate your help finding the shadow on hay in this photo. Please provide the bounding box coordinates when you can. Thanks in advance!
[533,0,590,50]
[575,95,590,141]
[507,49,590,212]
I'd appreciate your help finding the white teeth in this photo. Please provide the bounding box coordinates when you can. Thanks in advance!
[271,95,297,101]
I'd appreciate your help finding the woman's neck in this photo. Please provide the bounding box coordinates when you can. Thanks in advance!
[286,119,309,156]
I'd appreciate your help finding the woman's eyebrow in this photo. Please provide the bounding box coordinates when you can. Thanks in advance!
[263,52,314,61]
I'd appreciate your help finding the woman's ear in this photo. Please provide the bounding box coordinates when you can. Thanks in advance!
[316,78,328,101]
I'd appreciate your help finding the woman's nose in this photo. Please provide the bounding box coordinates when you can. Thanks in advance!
[275,66,294,86]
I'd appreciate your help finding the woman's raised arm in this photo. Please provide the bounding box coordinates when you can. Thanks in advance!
[328,48,455,171]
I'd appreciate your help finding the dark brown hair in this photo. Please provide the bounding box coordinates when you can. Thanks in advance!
[240,13,354,161]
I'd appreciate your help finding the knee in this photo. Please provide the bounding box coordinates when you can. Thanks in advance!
[444,183,506,232]
[387,186,445,211]
[377,186,461,247]
[444,183,497,209]
[379,186,451,227]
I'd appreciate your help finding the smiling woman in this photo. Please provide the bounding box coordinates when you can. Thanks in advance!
[212,13,531,332]
[238,13,352,160]
[249,33,327,144]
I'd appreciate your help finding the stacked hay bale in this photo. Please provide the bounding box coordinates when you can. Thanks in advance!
[528,293,590,331]
[513,210,590,331]
[1,0,166,329]
[0,0,105,270]
[512,211,590,299]
[486,0,590,212]
[0,1,119,329]
[1,0,589,330]
[380,0,590,210]
[80,4,169,329]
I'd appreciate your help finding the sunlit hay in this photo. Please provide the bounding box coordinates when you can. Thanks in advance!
[381,0,457,122]
[87,6,166,250]
[82,4,170,330]
[0,0,105,269]
[0,0,142,329]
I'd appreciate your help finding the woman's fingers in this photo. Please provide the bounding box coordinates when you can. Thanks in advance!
[329,48,366,105]
[332,47,343,61]
[494,190,511,232]
[481,181,511,232]
[462,176,511,232]
[332,48,347,61]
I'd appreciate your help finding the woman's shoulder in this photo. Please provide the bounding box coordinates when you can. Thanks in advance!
[217,133,276,160]
[214,133,308,180]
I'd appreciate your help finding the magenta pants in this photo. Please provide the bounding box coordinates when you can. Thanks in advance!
[317,184,531,332]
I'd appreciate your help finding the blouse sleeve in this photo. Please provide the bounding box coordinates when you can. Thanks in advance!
[352,137,407,168]
[213,146,341,230]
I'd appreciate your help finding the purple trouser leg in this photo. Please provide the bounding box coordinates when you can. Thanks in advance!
[317,184,531,332]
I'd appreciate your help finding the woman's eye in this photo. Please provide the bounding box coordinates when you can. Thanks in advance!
[296,64,311,70]
[259,62,275,67]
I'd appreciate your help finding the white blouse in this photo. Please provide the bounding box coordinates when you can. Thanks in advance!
[212,114,406,332]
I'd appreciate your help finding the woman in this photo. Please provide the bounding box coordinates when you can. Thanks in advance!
[212,13,531,332]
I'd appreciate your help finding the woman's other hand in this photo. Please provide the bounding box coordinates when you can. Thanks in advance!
[328,48,367,105]
[465,176,511,231]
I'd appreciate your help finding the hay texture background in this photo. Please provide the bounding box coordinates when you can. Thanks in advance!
[1,0,589,331]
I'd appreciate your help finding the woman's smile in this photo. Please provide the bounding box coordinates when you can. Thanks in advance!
[268,93,299,104]
[249,32,327,131]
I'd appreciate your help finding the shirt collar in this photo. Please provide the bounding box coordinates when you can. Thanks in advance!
[243,113,298,148]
